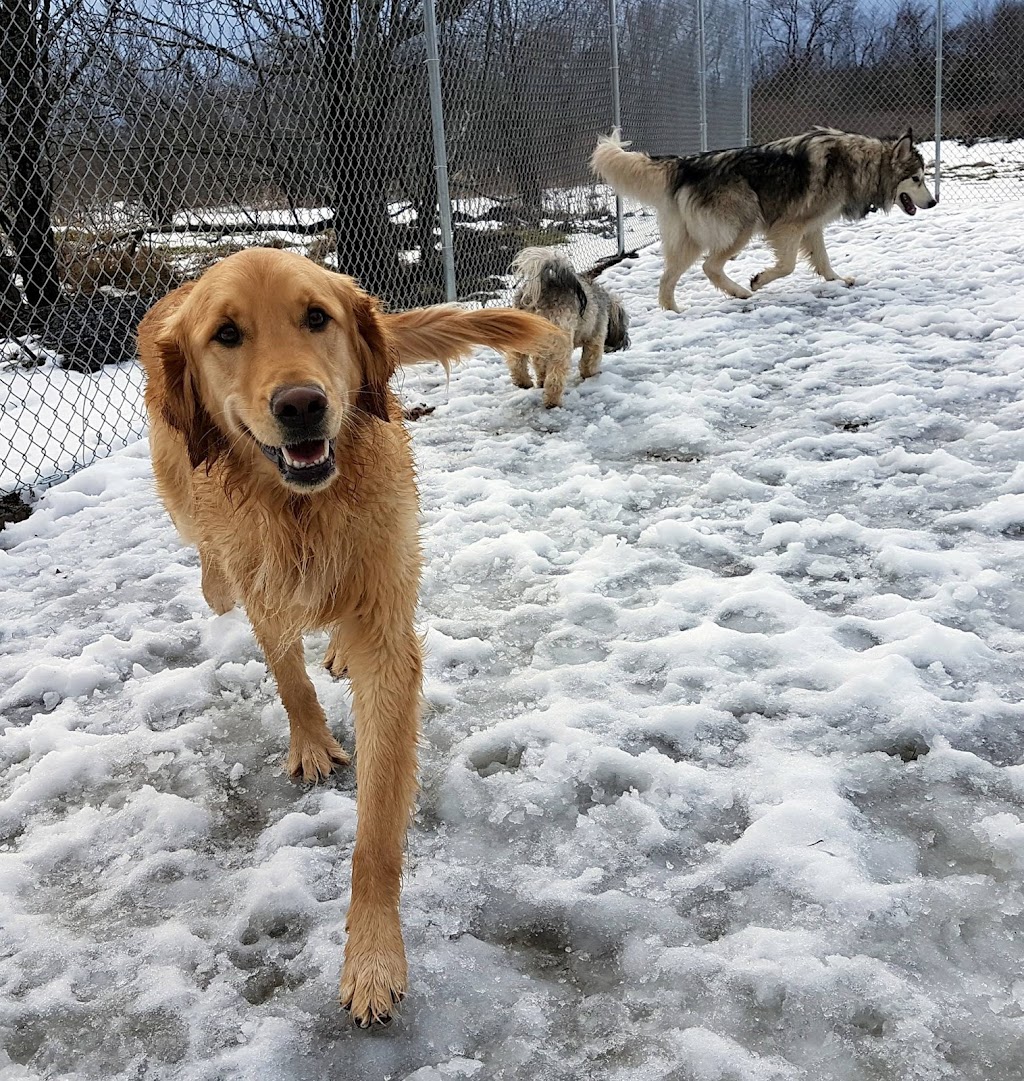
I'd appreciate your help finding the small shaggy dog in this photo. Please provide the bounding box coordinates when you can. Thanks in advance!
[506,246,629,407]
[136,247,554,1026]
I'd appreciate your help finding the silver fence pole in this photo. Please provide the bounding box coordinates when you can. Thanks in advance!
[742,0,752,145]
[934,0,943,200]
[608,0,625,256]
[423,0,457,302]
[697,0,708,151]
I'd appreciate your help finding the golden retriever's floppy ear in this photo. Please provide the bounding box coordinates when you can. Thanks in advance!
[137,283,227,470]
[344,284,397,424]
[381,306,558,368]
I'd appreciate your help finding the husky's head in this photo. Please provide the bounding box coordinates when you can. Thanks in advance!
[892,129,937,215]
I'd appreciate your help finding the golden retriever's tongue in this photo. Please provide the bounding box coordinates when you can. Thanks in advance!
[282,439,329,468]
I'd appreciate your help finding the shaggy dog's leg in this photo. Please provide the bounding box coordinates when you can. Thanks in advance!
[657,218,702,312]
[540,333,573,408]
[338,617,421,1026]
[253,620,350,781]
[751,227,802,291]
[702,228,755,299]
[801,226,854,286]
[578,338,604,380]
[506,351,533,388]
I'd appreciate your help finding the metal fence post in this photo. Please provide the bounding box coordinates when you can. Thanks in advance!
[608,0,625,257]
[423,0,457,302]
[934,0,943,201]
[697,0,708,151]
[742,0,752,145]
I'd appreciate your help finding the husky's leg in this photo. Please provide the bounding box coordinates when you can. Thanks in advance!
[751,227,801,291]
[506,351,533,388]
[802,227,854,286]
[702,227,755,299]
[657,212,701,312]
[541,332,573,408]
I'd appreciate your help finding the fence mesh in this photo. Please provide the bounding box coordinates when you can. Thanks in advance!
[0,0,1021,500]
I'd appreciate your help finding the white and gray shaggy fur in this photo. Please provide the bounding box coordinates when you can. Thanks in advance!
[507,247,629,408]
[591,127,937,311]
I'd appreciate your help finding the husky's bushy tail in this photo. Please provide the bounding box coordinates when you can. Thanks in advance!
[590,130,674,206]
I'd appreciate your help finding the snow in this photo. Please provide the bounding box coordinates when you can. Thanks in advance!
[3,191,1024,1079]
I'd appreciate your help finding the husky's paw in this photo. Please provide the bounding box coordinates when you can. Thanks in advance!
[749,273,765,291]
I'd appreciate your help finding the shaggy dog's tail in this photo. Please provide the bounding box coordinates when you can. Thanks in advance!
[605,298,630,353]
[591,130,675,207]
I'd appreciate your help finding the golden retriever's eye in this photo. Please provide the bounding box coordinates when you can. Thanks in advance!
[306,307,329,332]
[213,322,241,347]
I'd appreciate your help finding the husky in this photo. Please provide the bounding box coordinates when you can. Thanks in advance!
[506,246,629,408]
[591,127,937,311]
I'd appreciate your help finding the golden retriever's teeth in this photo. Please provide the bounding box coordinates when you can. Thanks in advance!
[282,441,329,469]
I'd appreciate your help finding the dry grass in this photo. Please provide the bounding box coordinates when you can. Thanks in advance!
[58,235,184,297]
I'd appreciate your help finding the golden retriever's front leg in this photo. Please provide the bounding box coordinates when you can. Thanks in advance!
[338,621,421,1027]
[199,546,235,615]
[253,621,350,781]
[324,626,348,678]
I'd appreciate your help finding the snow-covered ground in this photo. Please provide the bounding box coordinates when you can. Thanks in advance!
[3,196,1024,1080]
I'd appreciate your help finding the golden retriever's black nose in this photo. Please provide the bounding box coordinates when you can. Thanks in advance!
[271,385,328,426]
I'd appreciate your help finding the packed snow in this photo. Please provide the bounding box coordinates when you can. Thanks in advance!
[2,190,1024,1080]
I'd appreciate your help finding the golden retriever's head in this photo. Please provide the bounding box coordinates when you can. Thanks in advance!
[140,248,396,494]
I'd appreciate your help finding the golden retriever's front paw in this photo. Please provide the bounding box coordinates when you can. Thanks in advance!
[324,643,348,678]
[287,732,350,782]
[340,923,408,1028]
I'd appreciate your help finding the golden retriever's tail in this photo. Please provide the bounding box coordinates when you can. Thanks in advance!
[384,306,557,368]
[591,130,676,207]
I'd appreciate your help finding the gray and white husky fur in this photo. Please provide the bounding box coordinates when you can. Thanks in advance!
[591,127,937,311]
[507,246,629,408]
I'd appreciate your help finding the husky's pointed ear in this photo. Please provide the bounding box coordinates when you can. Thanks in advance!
[892,129,914,163]
[137,283,225,471]
[338,278,395,423]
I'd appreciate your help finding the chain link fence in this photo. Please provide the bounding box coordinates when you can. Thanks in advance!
[0,0,1020,501]
[750,0,1024,201]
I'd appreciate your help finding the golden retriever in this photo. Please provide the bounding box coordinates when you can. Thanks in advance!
[136,247,554,1026]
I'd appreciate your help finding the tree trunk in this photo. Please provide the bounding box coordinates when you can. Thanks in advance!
[0,0,61,314]
[320,0,401,301]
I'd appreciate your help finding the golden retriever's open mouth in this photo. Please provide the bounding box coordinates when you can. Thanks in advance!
[254,435,337,488]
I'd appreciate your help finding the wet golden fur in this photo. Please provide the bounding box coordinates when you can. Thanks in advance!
[136,247,555,1027]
